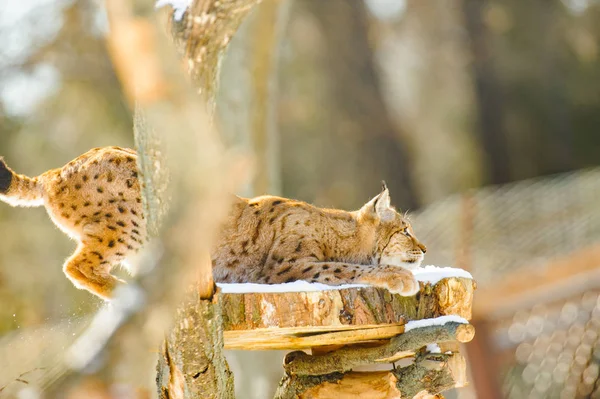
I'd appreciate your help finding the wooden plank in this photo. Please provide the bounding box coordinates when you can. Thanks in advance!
[224,324,404,350]
[474,244,600,317]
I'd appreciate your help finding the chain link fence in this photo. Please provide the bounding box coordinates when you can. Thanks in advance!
[412,168,600,398]
[413,168,600,287]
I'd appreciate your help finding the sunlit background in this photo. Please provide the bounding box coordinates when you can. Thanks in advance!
[1,0,600,398]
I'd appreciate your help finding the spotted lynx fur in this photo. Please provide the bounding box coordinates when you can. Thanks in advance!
[0,147,426,300]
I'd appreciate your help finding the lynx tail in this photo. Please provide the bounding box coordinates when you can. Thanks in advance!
[0,158,44,207]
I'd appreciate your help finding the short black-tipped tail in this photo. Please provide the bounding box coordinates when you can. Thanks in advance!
[0,158,12,194]
[0,158,44,207]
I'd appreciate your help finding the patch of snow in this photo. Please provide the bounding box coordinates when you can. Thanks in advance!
[217,281,367,294]
[426,343,442,354]
[404,315,469,332]
[216,265,472,294]
[155,0,191,21]
[413,265,473,285]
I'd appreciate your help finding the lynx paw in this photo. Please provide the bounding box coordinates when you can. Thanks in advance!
[385,272,420,296]
[65,268,125,301]
[361,267,420,296]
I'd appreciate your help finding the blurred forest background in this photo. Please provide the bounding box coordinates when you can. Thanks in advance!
[1,0,600,398]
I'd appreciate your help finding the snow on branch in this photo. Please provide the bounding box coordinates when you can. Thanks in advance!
[404,315,469,332]
[155,0,191,21]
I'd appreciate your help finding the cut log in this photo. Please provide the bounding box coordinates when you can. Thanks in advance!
[299,372,400,399]
[220,277,474,350]
[274,352,467,399]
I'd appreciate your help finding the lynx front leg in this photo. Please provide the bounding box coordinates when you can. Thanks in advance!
[355,264,420,296]
[271,261,419,296]
[63,242,125,300]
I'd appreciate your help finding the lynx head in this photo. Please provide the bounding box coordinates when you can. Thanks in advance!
[359,182,427,269]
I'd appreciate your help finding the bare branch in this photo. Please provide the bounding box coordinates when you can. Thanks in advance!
[282,322,475,376]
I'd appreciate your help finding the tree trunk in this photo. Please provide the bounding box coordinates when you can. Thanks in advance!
[152,1,274,397]
[288,0,418,210]
[169,0,265,111]
[157,294,235,398]
[462,0,511,185]
[42,0,262,397]
[217,0,292,196]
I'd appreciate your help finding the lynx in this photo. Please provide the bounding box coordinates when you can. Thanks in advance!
[0,147,426,300]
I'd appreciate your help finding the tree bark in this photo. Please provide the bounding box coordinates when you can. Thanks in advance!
[157,294,234,398]
[169,0,265,110]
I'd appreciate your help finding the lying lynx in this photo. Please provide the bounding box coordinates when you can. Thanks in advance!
[0,147,426,300]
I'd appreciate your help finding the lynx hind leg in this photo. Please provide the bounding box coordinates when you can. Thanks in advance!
[63,241,126,300]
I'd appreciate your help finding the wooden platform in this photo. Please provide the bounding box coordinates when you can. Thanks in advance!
[219,276,475,350]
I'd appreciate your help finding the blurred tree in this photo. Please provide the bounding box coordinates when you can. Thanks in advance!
[373,1,484,205]
[462,0,511,185]
[218,0,291,198]
[464,0,600,181]
[280,0,418,211]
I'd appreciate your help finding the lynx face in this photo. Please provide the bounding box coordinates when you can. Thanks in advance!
[361,185,426,270]
[379,221,427,269]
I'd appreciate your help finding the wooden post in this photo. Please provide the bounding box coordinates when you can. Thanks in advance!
[456,193,475,272]
[466,319,502,399]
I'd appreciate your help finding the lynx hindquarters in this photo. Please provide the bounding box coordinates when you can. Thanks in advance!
[0,147,146,300]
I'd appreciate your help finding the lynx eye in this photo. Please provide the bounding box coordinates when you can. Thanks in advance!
[403,227,410,237]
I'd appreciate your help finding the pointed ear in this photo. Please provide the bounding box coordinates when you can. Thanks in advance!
[360,183,394,221]
[375,183,393,220]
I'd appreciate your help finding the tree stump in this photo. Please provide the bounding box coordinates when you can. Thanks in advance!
[219,276,474,350]
[213,272,475,398]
